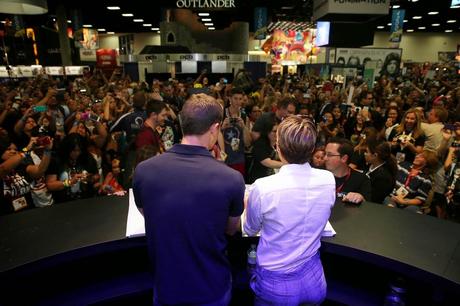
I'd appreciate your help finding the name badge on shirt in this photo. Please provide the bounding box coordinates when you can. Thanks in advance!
[12,196,28,211]
[396,186,409,198]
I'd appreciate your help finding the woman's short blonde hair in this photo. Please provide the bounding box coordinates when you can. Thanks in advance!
[277,116,317,164]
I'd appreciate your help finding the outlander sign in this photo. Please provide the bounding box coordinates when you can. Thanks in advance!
[176,0,235,8]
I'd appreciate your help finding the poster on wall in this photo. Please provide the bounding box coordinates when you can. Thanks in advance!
[74,28,99,50]
[334,48,402,78]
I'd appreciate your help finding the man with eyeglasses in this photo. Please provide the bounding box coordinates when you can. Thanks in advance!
[324,137,371,204]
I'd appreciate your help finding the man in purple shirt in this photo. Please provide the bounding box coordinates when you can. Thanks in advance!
[133,94,245,306]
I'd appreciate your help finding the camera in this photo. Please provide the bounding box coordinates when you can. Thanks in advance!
[229,117,238,125]
[452,142,460,148]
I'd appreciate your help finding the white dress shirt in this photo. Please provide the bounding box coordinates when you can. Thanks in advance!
[244,163,336,272]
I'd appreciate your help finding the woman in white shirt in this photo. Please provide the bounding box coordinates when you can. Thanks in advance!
[244,116,336,306]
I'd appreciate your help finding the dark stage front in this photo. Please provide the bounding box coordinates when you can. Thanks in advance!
[1,195,459,305]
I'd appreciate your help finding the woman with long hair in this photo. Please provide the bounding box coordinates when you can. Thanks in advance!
[365,138,397,204]
[389,108,425,164]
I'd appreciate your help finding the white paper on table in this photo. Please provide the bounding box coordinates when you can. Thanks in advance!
[126,188,146,238]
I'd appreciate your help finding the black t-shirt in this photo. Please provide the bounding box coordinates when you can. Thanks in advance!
[335,168,372,201]
[46,155,98,203]
[248,137,276,183]
[389,129,425,163]
[367,165,395,204]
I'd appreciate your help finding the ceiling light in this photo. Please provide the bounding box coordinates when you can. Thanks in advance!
[445,29,453,32]
[403,19,408,23]
[151,27,159,31]
[407,29,414,32]
[143,24,152,26]
[107,6,120,10]
[67,20,71,23]
[412,16,422,19]
[198,13,209,16]
[452,5,460,9]
[418,26,426,29]
[281,7,294,9]
[208,27,215,30]
[83,24,92,28]
[204,23,213,26]
[431,23,440,26]
[411,0,419,2]
[157,31,161,34]
[447,20,457,23]
[52,18,55,21]
[377,26,384,29]
[428,11,439,15]
[1,21,6,24]
[387,23,392,26]
[133,19,144,22]
[201,18,212,22]
[107,32,115,34]
[122,13,133,17]
[97,28,106,32]
[392,5,400,9]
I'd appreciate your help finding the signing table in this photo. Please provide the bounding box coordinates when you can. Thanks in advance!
[1,195,459,305]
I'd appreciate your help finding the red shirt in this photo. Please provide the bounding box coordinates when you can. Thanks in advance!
[135,125,165,155]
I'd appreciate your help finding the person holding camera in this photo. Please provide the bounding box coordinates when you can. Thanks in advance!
[389,108,426,164]
[0,136,53,215]
[221,88,252,176]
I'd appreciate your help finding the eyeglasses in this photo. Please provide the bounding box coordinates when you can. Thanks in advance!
[325,152,341,158]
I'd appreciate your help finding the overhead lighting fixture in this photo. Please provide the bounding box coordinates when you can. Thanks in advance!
[151,27,159,31]
[208,27,215,30]
[281,7,294,9]
[432,23,440,26]
[133,19,144,22]
[107,31,115,34]
[411,0,419,2]
[447,20,457,23]
[198,13,209,16]
[452,5,460,9]
[107,6,120,10]
[143,24,152,26]
[407,29,414,32]
[412,16,422,19]
[157,31,161,34]
[387,23,392,26]
[204,23,213,26]
[122,13,133,17]
[83,24,93,28]
[418,26,426,29]
[428,11,439,15]
[445,29,453,32]
[52,18,55,21]
[392,5,400,9]
[403,19,408,23]
[97,28,106,32]
[201,18,212,22]
[1,21,6,24]
[377,25,384,29]
[0,0,48,14]
[67,20,71,23]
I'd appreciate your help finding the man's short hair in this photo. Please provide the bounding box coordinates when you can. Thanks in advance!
[277,116,317,164]
[133,91,146,109]
[432,106,448,123]
[145,100,167,117]
[180,94,223,136]
[327,137,354,164]
[230,87,245,96]
[277,97,297,110]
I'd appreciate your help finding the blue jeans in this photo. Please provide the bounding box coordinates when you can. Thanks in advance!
[250,252,326,306]
[153,285,231,306]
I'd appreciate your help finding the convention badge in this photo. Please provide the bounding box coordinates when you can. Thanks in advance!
[230,138,240,151]
[220,151,228,161]
[395,152,405,164]
[12,196,28,211]
[396,186,409,198]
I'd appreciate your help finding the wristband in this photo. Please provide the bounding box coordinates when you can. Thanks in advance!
[63,179,71,188]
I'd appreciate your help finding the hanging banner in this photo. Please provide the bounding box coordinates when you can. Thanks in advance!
[254,7,267,40]
[96,49,118,68]
[314,0,390,20]
[389,9,405,44]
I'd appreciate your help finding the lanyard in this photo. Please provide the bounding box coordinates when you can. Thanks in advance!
[336,168,351,194]
[404,170,419,188]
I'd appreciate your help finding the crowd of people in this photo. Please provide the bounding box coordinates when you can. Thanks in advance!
[0,63,459,220]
